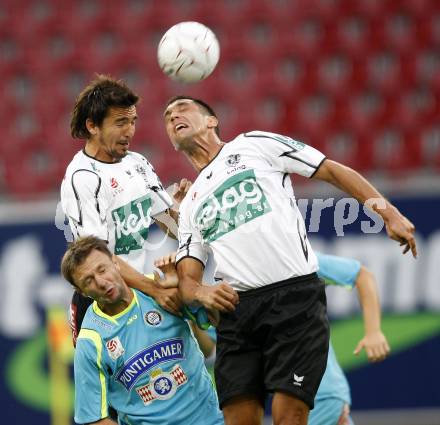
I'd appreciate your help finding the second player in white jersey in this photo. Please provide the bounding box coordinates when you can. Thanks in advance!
[62,149,172,273]
[177,130,325,291]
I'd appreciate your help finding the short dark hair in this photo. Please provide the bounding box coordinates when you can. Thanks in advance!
[71,74,139,139]
[61,236,111,287]
[166,95,220,136]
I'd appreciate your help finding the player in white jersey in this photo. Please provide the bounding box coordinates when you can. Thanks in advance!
[61,76,186,347]
[162,96,416,425]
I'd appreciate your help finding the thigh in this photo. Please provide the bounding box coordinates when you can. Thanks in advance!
[215,306,265,408]
[263,279,329,409]
[308,398,345,425]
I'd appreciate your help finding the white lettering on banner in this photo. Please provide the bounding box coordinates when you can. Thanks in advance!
[0,237,45,337]
[0,229,438,338]
[334,199,359,236]
[311,234,425,316]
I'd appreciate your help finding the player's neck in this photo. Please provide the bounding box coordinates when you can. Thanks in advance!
[98,287,134,316]
[84,140,119,163]
[183,135,224,172]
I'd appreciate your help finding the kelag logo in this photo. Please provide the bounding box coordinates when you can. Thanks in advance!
[112,195,152,254]
[195,169,271,242]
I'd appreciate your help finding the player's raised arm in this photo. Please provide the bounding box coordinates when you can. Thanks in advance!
[115,255,181,316]
[312,159,417,258]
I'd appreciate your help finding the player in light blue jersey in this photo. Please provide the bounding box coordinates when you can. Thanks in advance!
[309,252,390,425]
[61,236,223,425]
[184,252,390,425]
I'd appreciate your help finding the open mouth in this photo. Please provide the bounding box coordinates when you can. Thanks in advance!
[175,123,188,132]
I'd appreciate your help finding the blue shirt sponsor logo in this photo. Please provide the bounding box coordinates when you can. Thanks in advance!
[115,338,184,390]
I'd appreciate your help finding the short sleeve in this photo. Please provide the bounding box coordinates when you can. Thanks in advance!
[316,252,361,288]
[244,131,326,177]
[61,170,110,240]
[74,330,109,424]
[175,201,208,267]
[133,153,173,217]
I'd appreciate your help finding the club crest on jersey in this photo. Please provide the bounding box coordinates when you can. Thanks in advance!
[135,164,147,175]
[115,338,184,390]
[225,154,241,167]
[144,310,163,327]
[136,364,188,405]
[106,336,125,360]
[110,178,119,188]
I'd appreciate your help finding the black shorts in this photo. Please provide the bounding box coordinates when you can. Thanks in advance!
[214,273,329,410]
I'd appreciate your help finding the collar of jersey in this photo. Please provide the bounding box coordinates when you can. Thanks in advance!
[199,144,225,173]
[82,148,123,164]
[92,289,139,324]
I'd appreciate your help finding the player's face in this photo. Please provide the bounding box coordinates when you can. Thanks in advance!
[93,106,137,162]
[73,249,129,310]
[163,100,209,150]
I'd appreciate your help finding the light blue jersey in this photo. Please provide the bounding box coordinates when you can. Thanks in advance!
[74,289,223,425]
[315,252,360,404]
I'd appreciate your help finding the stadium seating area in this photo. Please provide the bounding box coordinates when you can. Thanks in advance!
[0,0,439,197]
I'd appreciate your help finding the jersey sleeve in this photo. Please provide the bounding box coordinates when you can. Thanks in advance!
[316,252,361,289]
[61,169,110,240]
[175,201,208,267]
[136,154,173,217]
[244,131,326,177]
[74,329,109,424]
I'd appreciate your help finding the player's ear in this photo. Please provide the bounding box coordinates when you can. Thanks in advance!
[86,118,98,136]
[206,115,218,130]
[112,255,120,271]
[72,284,86,297]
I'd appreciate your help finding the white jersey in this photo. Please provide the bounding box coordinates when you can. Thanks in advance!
[176,131,326,291]
[61,150,172,273]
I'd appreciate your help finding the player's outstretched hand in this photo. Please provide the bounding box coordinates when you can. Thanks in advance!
[382,207,417,258]
[154,252,178,288]
[353,330,390,362]
[172,178,192,205]
[153,286,182,317]
[195,282,239,313]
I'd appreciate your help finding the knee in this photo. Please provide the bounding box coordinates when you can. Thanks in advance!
[273,405,308,425]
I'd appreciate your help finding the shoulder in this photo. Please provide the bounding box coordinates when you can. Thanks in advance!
[65,151,91,174]
[126,151,147,162]
[241,131,306,150]
[126,151,154,168]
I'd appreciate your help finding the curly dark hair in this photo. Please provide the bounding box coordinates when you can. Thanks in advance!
[70,74,139,139]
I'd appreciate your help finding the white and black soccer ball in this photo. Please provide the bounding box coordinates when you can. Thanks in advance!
[157,21,220,84]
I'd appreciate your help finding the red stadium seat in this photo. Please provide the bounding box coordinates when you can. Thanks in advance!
[3,134,60,198]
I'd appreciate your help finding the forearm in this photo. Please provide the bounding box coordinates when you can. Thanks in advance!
[190,322,216,357]
[115,257,158,297]
[154,211,178,240]
[179,275,203,305]
[356,267,382,334]
[314,160,399,221]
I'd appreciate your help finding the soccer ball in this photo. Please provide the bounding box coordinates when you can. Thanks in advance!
[157,21,220,84]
